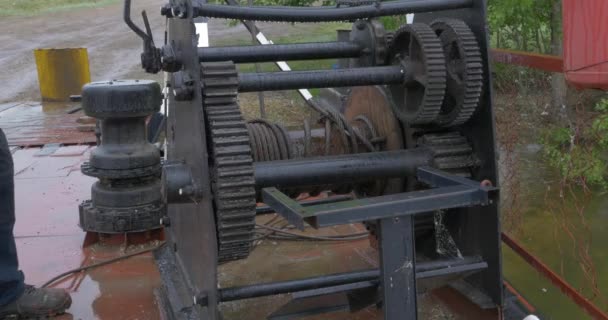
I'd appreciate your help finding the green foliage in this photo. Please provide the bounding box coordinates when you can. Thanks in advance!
[0,0,118,16]
[592,98,608,148]
[542,98,608,189]
[488,0,561,92]
[379,16,407,31]
[488,0,557,54]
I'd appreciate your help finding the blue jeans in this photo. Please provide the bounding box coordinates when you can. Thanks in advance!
[0,128,24,306]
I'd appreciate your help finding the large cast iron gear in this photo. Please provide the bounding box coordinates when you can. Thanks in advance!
[388,23,447,125]
[201,61,257,262]
[430,18,484,127]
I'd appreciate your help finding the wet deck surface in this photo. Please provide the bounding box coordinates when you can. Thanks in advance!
[0,102,96,147]
[7,103,499,319]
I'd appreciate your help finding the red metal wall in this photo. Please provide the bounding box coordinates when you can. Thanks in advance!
[562,0,608,90]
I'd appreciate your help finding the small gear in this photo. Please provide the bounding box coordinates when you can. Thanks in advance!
[417,131,480,177]
[388,23,447,125]
[430,18,484,127]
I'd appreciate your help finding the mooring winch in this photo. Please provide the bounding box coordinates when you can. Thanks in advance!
[79,0,503,318]
[79,80,165,234]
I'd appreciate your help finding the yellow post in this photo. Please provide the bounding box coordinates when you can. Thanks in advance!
[34,48,91,102]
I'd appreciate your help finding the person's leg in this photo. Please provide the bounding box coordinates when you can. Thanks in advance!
[0,128,24,306]
[0,128,71,317]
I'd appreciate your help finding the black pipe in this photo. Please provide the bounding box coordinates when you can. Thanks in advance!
[238,66,404,92]
[199,42,364,63]
[256,195,353,215]
[254,149,432,189]
[220,270,378,302]
[194,0,473,23]
[218,256,483,302]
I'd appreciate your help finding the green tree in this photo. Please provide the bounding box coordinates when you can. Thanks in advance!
[489,0,567,120]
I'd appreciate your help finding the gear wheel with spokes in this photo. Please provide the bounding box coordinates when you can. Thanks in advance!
[430,18,484,127]
[388,23,447,125]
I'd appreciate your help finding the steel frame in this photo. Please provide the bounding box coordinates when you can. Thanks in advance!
[414,0,503,309]
[262,167,497,230]
[160,8,220,319]
[150,0,503,319]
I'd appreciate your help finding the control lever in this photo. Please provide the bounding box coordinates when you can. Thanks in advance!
[124,0,162,73]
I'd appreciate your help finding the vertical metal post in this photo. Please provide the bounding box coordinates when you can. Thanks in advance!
[378,216,417,320]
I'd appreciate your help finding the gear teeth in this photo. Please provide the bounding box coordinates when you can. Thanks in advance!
[430,18,484,127]
[202,62,257,262]
[388,23,447,125]
[418,132,480,177]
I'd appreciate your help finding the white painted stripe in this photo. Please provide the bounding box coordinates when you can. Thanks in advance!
[160,86,168,116]
[406,14,414,24]
[256,32,270,45]
[299,89,313,100]
[195,22,209,47]
[276,61,291,71]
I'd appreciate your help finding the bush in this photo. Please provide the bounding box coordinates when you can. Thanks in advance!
[542,97,608,189]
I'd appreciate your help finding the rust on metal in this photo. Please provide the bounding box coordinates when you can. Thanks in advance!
[502,233,608,320]
[491,48,563,73]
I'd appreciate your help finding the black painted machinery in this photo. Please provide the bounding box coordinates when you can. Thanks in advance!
[80,0,503,319]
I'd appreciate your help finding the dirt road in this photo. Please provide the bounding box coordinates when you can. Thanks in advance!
[0,0,323,104]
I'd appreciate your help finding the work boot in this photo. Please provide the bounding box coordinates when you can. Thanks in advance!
[0,285,71,318]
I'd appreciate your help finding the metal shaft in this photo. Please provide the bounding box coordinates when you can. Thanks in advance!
[199,41,364,63]
[218,256,483,302]
[194,0,473,23]
[254,149,433,189]
[238,66,404,92]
